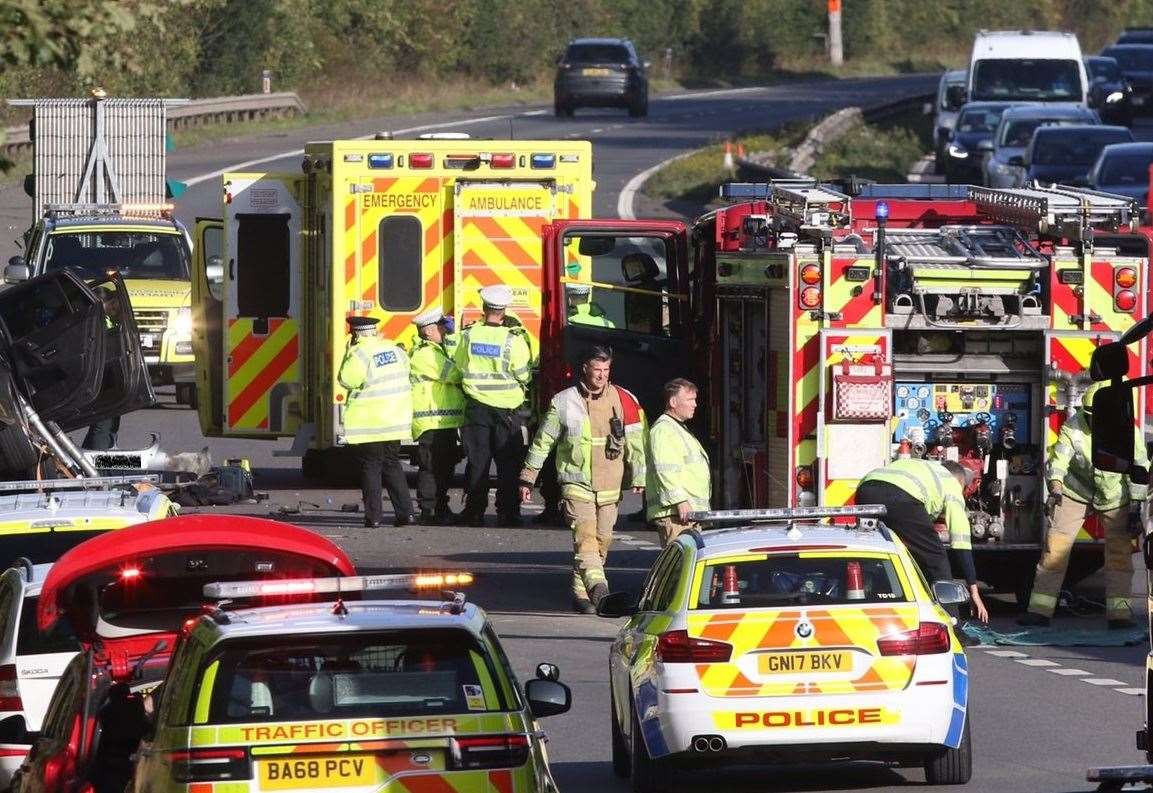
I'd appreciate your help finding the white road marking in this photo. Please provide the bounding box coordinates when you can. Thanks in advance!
[1048,668,1091,676]
[616,148,703,220]
[985,650,1028,658]
[1083,678,1130,686]
[1117,688,1146,696]
[663,86,766,100]
[1015,658,1060,667]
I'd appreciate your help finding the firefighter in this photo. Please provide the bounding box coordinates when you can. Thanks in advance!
[455,285,533,527]
[646,378,711,546]
[1020,382,1148,628]
[409,308,463,526]
[337,316,415,528]
[566,283,615,328]
[857,458,989,624]
[519,345,646,613]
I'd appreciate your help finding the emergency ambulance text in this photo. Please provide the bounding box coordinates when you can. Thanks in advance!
[362,194,438,209]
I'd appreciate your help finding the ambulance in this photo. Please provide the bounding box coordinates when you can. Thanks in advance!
[191,139,594,477]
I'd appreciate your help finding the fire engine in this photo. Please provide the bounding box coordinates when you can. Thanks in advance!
[541,182,1148,597]
[190,138,593,477]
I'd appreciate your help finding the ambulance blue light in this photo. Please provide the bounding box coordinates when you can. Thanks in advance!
[368,154,394,169]
[876,201,890,220]
[531,153,556,169]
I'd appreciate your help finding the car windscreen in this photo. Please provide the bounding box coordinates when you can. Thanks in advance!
[18,595,79,655]
[1099,151,1153,184]
[193,629,511,724]
[1032,129,1133,166]
[44,231,189,281]
[1088,58,1123,81]
[693,554,908,609]
[1105,47,1153,71]
[972,59,1083,101]
[565,44,629,64]
[957,107,1006,133]
[999,118,1084,147]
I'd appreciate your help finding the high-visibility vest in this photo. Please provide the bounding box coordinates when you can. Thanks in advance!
[337,337,412,444]
[454,322,532,409]
[1049,410,1148,509]
[525,384,646,502]
[646,413,711,519]
[569,303,616,328]
[860,458,972,550]
[409,338,465,437]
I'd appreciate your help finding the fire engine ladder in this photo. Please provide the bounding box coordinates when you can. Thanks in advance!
[968,185,1139,240]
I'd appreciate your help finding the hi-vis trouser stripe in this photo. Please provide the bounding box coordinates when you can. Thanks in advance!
[687,606,920,696]
[226,317,300,431]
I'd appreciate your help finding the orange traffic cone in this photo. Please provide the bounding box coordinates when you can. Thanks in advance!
[736,142,746,159]
[723,141,734,172]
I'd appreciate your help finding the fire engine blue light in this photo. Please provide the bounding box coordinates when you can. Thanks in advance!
[531,153,556,169]
[876,201,890,220]
[368,153,394,169]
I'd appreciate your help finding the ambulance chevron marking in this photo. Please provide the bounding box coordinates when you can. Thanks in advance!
[229,336,299,428]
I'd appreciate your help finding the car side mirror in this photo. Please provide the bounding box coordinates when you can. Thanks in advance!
[595,591,639,618]
[932,580,969,605]
[976,140,994,153]
[4,259,28,284]
[524,678,571,718]
[945,84,967,110]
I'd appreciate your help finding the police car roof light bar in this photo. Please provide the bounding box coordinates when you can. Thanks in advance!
[203,572,474,600]
[688,505,887,526]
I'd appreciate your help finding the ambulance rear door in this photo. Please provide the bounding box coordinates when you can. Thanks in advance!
[191,217,224,436]
[453,179,557,355]
[222,173,306,436]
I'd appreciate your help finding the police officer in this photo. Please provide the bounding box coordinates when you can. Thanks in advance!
[1021,382,1148,628]
[566,283,615,328]
[337,316,414,528]
[857,458,989,624]
[455,286,533,526]
[409,308,464,526]
[647,378,711,546]
[519,346,647,613]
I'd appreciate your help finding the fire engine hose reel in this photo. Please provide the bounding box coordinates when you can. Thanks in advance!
[831,358,891,423]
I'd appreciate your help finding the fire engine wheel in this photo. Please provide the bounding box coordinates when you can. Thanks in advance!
[0,419,38,477]
[630,700,672,793]
[923,717,972,785]
[610,686,630,778]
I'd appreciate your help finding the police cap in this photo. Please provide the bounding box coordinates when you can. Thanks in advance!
[566,282,592,296]
[479,285,513,310]
[347,315,380,332]
[412,308,444,328]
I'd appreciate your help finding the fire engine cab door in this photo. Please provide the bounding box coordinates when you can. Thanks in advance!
[192,217,224,436]
[541,220,690,417]
[222,173,306,436]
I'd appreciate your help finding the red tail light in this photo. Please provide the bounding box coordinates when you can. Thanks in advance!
[1116,289,1138,313]
[656,630,732,663]
[167,748,251,782]
[451,734,530,770]
[795,465,814,490]
[409,153,434,169]
[799,286,821,309]
[876,623,950,656]
[0,664,22,711]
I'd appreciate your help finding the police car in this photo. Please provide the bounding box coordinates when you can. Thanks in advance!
[133,573,572,793]
[597,506,972,791]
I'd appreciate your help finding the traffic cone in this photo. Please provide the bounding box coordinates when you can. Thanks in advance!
[723,141,734,172]
[722,564,741,605]
[736,142,746,159]
[897,439,911,459]
[845,561,865,601]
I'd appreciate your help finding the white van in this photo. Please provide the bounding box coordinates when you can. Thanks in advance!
[969,30,1088,105]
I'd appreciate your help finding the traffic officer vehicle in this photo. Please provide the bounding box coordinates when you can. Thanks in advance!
[597,506,972,792]
[132,573,572,793]
[12,516,355,793]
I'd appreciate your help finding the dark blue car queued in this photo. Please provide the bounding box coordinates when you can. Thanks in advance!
[1087,142,1153,208]
[1022,124,1134,187]
[942,102,1015,183]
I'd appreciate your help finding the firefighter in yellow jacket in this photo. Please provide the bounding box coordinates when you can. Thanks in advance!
[647,378,711,546]
[1021,382,1148,628]
[519,346,647,613]
[338,316,414,528]
[410,308,464,526]
[455,286,533,526]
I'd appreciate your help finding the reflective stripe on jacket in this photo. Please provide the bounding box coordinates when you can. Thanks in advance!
[860,458,972,550]
[409,338,465,437]
[1048,410,1148,509]
[337,337,412,444]
[646,413,710,519]
[454,323,532,409]
[524,384,646,502]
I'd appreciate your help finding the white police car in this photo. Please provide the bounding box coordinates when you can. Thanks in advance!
[597,506,972,791]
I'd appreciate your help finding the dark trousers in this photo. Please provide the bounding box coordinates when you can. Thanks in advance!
[83,416,120,450]
[416,428,459,513]
[856,480,958,614]
[461,398,525,517]
[354,440,413,524]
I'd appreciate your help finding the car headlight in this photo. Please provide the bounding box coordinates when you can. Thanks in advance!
[947,143,969,159]
[172,307,192,335]
[1106,91,1125,103]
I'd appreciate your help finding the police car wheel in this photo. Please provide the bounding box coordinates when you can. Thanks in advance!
[923,717,972,785]
[630,700,671,792]
[610,687,630,778]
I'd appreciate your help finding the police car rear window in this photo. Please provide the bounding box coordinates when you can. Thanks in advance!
[694,555,908,609]
[193,629,510,724]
